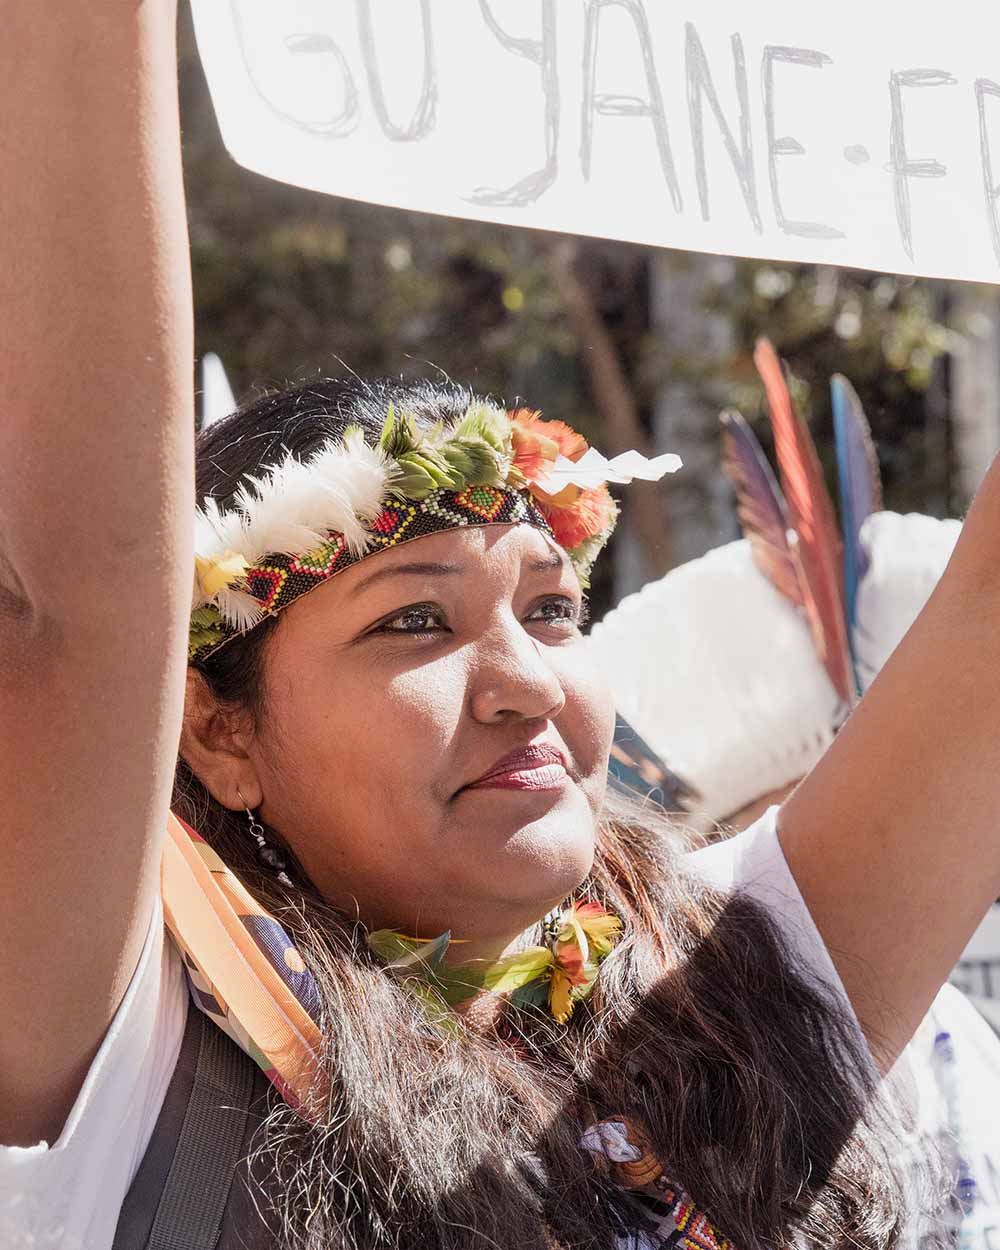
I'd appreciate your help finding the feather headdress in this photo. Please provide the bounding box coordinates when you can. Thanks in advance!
[189,401,681,661]
[592,345,960,824]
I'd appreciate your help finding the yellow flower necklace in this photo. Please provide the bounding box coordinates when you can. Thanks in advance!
[368,902,623,1024]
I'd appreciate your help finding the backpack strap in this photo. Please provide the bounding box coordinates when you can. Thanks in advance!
[113,997,261,1250]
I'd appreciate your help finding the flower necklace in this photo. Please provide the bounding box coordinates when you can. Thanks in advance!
[367,901,623,1023]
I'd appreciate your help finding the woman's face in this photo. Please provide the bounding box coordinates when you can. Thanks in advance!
[245,523,616,946]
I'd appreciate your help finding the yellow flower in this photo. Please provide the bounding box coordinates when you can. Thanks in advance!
[548,965,577,1024]
[195,550,249,599]
[575,902,623,959]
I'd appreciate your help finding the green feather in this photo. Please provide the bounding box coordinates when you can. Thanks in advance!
[367,928,452,974]
[454,401,513,458]
[480,946,554,995]
[442,437,505,487]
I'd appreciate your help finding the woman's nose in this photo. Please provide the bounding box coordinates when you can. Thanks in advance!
[467,622,566,725]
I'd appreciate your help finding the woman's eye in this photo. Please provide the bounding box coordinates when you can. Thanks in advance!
[378,605,445,635]
[528,597,585,629]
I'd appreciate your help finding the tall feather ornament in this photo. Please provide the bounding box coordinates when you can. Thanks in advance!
[831,374,883,674]
[719,408,803,609]
[753,339,855,709]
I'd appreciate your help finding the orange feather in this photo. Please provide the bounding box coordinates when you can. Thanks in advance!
[753,339,854,709]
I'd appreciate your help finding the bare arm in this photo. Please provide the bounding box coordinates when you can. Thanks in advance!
[0,2,192,1144]
[781,455,1000,1068]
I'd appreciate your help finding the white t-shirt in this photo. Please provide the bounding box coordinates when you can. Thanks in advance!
[906,984,1000,1244]
[0,892,188,1250]
[2,807,997,1249]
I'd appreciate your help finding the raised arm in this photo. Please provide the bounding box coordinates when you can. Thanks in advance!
[0,3,192,1144]
[781,454,1000,1067]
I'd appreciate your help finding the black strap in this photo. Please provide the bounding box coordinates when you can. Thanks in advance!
[148,1006,257,1250]
[113,1001,259,1250]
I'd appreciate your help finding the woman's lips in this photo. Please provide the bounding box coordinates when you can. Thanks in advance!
[463,745,569,793]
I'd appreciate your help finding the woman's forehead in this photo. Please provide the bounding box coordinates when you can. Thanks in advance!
[281,523,570,628]
[346,523,566,584]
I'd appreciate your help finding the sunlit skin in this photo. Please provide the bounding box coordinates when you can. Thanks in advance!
[182,524,617,970]
[723,783,796,836]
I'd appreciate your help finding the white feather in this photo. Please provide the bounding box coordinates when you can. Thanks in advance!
[588,540,839,824]
[191,571,209,613]
[194,495,245,557]
[852,512,960,692]
[215,585,265,632]
[193,438,393,571]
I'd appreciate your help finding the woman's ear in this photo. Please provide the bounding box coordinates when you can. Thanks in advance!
[180,668,263,812]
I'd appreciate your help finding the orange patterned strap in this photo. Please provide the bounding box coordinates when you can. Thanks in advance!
[161,813,324,1114]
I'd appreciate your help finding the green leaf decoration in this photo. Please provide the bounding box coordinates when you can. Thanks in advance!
[441,437,505,488]
[379,403,398,453]
[367,928,452,974]
[481,945,554,995]
[380,404,422,460]
[434,964,489,1005]
[508,980,551,1011]
[376,400,519,498]
[391,461,438,500]
[188,605,227,658]
[566,526,615,588]
[454,401,513,459]
[399,447,456,488]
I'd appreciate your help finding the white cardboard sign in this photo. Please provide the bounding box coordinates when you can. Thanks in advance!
[191,0,1000,283]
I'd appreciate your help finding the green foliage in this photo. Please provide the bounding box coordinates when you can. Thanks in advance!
[376,403,514,499]
[187,605,226,659]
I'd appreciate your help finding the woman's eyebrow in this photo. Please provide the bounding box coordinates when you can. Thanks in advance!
[527,552,567,574]
[351,561,464,596]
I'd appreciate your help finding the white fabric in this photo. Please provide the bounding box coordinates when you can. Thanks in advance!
[0,893,188,1250]
[588,541,840,823]
[590,513,963,824]
[853,512,962,692]
[904,984,1000,1242]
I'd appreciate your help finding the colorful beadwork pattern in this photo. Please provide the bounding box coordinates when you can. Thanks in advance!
[190,485,551,663]
[619,1187,735,1250]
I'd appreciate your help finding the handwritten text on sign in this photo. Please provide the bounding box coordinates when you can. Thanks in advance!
[191,0,1000,283]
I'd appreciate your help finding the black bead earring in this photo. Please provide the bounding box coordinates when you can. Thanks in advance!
[239,794,293,887]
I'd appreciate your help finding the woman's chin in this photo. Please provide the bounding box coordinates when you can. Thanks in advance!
[475,809,597,907]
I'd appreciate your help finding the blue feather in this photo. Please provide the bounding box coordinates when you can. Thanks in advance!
[831,374,883,687]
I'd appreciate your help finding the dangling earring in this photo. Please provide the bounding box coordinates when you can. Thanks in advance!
[238,791,293,887]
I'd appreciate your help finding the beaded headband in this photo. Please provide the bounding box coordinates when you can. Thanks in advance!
[190,401,680,662]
